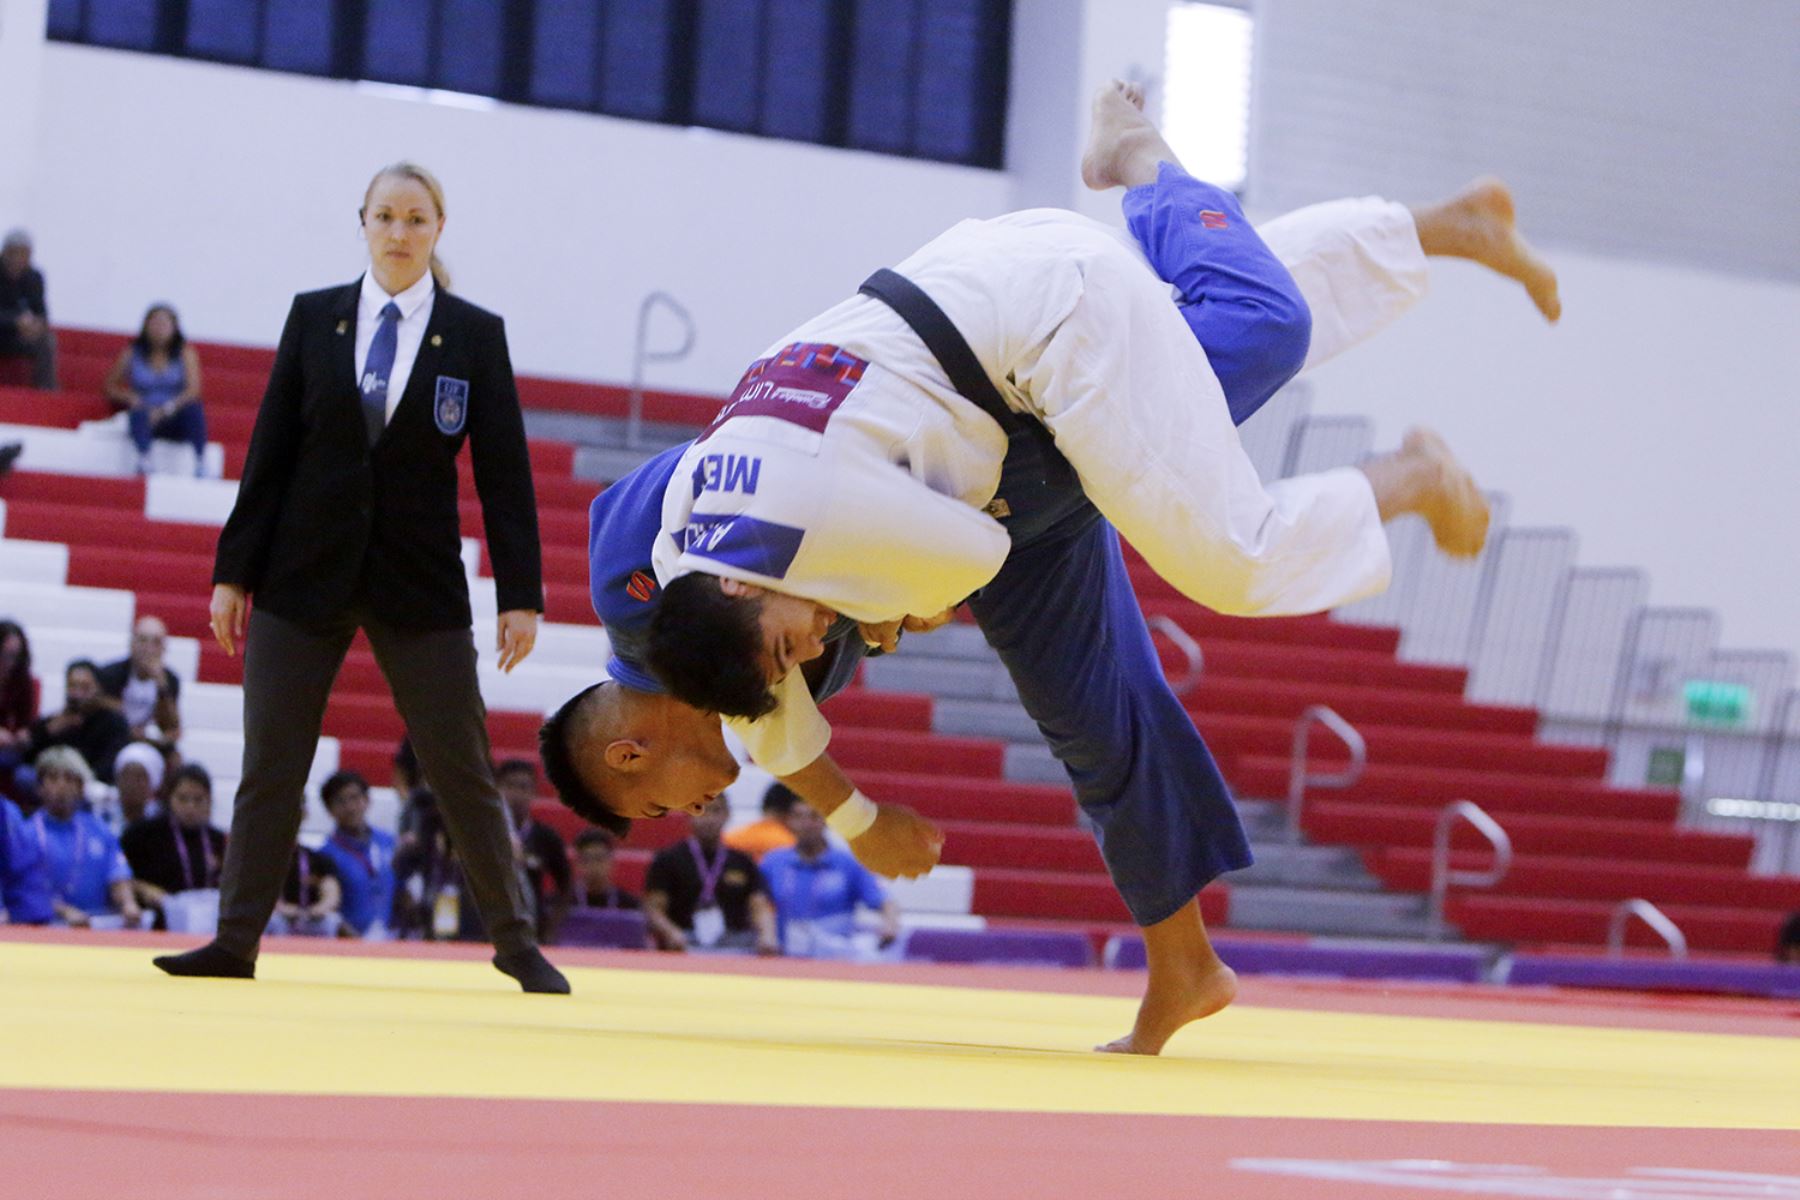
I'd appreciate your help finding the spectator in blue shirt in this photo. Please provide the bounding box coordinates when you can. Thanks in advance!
[30,746,140,928]
[1,792,54,924]
[761,801,900,959]
[313,770,396,938]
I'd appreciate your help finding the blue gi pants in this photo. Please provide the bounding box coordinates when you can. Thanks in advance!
[968,164,1306,927]
[129,401,208,460]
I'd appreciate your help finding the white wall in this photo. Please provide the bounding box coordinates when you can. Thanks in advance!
[23,41,1017,391]
[1295,238,1800,657]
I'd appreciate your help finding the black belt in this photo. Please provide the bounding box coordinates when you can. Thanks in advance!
[857,268,1081,519]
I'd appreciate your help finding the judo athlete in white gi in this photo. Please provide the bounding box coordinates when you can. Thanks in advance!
[550,83,1559,1055]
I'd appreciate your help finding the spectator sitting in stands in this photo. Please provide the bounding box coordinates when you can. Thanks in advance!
[0,229,56,390]
[1779,911,1800,966]
[0,440,22,479]
[121,763,225,922]
[314,769,397,939]
[1,790,55,924]
[496,757,571,941]
[103,303,207,476]
[390,797,483,942]
[723,780,800,861]
[569,828,638,912]
[391,738,434,852]
[761,800,899,960]
[96,616,183,748]
[29,746,141,929]
[268,844,342,938]
[642,795,778,955]
[100,741,166,835]
[24,659,131,784]
[0,620,40,801]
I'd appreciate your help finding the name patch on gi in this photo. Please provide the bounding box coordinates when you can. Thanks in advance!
[680,513,805,580]
[699,343,868,445]
[434,376,469,435]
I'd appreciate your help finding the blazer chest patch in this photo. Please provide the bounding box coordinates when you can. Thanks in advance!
[434,376,469,434]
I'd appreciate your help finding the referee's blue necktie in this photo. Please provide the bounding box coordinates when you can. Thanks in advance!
[360,300,402,446]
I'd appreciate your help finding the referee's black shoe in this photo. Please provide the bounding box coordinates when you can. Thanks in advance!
[494,947,571,994]
[153,941,256,979]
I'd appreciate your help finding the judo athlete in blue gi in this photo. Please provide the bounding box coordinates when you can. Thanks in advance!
[543,83,1559,1054]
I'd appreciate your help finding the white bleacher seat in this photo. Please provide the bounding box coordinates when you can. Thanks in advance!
[77,413,226,479]
[475,659,603,713]
[0,421,223,479]
[144,475,237,524]
[0,581,135,634]
[0,539,69,585]
[182,680,246,732]
[0,498,9,534]
[181,729,338,794]
[469,618,611,666]
[885,866,976,916]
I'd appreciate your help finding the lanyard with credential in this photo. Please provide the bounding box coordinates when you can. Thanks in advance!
[686,838,729,907]
[333,831,385,879]
[170,819,216,890]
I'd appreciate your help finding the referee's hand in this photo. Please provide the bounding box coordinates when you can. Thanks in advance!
[210,584,247,656]
[496,609,539,673]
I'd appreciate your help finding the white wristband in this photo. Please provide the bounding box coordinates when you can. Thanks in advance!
[826,789,879,840]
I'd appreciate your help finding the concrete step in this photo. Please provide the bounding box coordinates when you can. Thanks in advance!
[1234,841,1382,891]
[1226,884,1433,939]
[934,697,1044,743]
[867,655,1017,703]
[523,410,698,457]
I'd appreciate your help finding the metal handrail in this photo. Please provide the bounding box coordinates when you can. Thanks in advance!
[1147,615,1203,696]
[1284,705,1365,842]
[1607,898,1687,959]
[627,291,697,449]
[1427,800,1512,940]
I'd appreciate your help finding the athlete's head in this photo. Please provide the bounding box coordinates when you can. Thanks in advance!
[538,681,740,837]
[646,573,836,718]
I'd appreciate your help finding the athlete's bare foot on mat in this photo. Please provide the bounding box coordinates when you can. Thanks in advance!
[1099,960,1239,1056]
[1081,79,1178,192]
[1412,177,1562,323]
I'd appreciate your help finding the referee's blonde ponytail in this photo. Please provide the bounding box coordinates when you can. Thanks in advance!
[361,161,452,291]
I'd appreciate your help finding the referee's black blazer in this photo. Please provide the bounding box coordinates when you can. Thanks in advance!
[213,280,543,632]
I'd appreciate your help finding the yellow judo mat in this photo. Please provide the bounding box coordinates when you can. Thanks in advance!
[4,938,1796,1131]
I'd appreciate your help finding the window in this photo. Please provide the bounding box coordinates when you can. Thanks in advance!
[45,0,1013,169]
[1162,0,1253,191]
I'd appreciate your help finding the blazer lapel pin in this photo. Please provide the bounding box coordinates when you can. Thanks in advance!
[335,320,348,335]
[430,334,443,347]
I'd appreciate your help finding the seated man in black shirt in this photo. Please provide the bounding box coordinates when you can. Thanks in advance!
[570,828,639,911]
[495,757,571,941]
[121,763,226,926]
[0,230,56,390]
[643,796,777,955]
[27,660,131,784]
[269,843,343,938]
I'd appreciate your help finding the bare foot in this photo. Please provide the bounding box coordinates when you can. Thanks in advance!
[1080,79,1176,192]
[1097,961,1239,1056]
[1401,427,1490,558]
[1413,177,1561,323]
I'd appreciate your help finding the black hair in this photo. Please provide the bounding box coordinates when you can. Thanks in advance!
[762,781,799,816]
[1779,910,1800,957]
[574,827,618,853]
[168,762,213,798]
[538,683,632,840]
[133,303,186,359]
[494,757,538,783]
[645,573,778,719]
[0,618,32,726]
[321,769,370,807]
[65,657,99,681]
[392,737,421,790]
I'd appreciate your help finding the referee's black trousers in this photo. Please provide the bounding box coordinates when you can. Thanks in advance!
[214,606,535,959]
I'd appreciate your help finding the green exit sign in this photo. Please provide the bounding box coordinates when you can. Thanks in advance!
[1683,680,1753,729]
